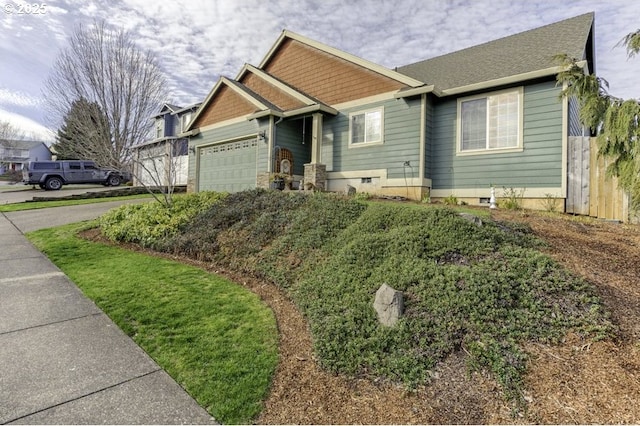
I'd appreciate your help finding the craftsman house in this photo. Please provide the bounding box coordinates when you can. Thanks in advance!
[132,102,200,187]
[185,13,595,210]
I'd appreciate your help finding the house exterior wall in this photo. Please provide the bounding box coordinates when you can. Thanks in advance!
[263,39,406,105]
[30,144,52,163]
[324,96,422,174]
[568,95,585,136]
[323,96,426,197]
[429,80,564,199]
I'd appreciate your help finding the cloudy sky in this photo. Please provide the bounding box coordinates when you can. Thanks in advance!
[0,0,637,142]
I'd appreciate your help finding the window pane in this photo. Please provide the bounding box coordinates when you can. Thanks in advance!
[365,110,381,142]
[461,98,486,151]
[488,92,518,148]
[352,113,365,144]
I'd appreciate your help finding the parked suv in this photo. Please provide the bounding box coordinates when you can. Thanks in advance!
[23,160,127,190]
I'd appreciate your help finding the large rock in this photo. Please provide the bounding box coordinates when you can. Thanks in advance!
[373,284,404,327]
[345,185,356,196]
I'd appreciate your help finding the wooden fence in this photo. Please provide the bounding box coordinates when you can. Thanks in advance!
[567,136,632,222]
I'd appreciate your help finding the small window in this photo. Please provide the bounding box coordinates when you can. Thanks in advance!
[84,162,98,170]
[155,120,163,139]
[68,162,82,170]
[458,88,523,154]
[349,107,383,146]
[182,112,192,132]
[361,177,372,183]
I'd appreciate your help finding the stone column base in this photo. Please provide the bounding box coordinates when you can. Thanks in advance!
[303,163,327,191]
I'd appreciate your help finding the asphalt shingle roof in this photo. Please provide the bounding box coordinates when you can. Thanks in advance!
[397,13,594,93]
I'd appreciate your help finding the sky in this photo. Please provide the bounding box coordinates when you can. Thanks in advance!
[0,0,638,143]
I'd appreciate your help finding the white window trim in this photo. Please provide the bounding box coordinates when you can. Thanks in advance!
[348,106,384,148]
[456,87,524,156]
[155,119,164,139]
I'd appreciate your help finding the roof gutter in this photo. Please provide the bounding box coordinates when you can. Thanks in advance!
[247,103,338,121]
[393,84,439,98]
[440,61,587,96]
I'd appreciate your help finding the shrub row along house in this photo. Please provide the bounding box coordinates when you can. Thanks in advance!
[144,13,619,215]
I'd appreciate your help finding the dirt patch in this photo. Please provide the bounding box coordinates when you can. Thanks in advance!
[81,209,640,424]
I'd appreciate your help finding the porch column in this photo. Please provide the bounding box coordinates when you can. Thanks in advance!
[310,113,322,163]
[304,113,327,191]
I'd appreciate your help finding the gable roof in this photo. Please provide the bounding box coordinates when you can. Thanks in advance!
[260,30,425,89]
[397,13,594,95]
[1,139,50,150]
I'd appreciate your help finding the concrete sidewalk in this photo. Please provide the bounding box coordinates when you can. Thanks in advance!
[0,212,216,424]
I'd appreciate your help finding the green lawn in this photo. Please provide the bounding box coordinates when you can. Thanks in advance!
[27,222,279,424]
[0,194,154,212]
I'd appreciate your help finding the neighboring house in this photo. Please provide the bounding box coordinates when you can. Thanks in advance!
[185,13,595,211]
[132,102,200,187]
[0,140,51,174]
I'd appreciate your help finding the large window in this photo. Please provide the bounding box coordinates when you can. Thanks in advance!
[349,107,383,146]
[458,88,522,154]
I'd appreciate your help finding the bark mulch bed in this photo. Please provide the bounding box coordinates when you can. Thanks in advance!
[82,209,640,424]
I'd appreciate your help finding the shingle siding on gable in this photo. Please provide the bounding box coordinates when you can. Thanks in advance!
[324,97,422,176]
[429,81,564,190]
[192,86,257,128]
[263,39,405,105]
[240,72,306,111]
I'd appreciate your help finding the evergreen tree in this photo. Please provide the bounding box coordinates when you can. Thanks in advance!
[556,30,640,209]
[53,98,113,163]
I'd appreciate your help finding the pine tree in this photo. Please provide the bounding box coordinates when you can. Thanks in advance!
[52,98,113,164]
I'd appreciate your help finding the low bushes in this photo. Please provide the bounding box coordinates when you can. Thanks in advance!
[100,189,613,408]
[99,191,225,247]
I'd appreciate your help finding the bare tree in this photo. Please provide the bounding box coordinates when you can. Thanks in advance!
[43,20,167,172]
[0,120,25,175]
[133,140,186,207]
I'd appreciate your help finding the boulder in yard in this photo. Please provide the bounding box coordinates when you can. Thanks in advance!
[374,283,404,327]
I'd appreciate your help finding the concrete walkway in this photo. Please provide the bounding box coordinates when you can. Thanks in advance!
[0,209,216,424]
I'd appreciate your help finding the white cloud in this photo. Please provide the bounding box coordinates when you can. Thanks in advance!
[0,88,41,108]
[1,0,639,137]
[0,108,54,142]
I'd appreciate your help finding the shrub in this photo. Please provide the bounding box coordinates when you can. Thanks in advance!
[99,191,225,247]
[443,194,458,206]
[500,187,525,210]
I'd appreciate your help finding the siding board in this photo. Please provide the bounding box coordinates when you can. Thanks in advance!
[429,81,564,190]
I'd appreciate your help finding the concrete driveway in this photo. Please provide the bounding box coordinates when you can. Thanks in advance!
[3,199,149,233]
[0,199,217,424]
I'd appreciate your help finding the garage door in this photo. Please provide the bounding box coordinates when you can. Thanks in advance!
[198,138,258,192]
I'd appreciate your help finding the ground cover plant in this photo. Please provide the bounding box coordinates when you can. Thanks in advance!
[99,189,613,411]
[27,222,278,424]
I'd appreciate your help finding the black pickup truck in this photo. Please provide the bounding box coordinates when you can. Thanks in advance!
[23,160,127,190]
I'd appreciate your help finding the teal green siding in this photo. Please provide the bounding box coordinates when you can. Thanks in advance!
[275,118,311,176]
[324,97,422,179]
[424,95,434,179]
[430,81,564,190]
